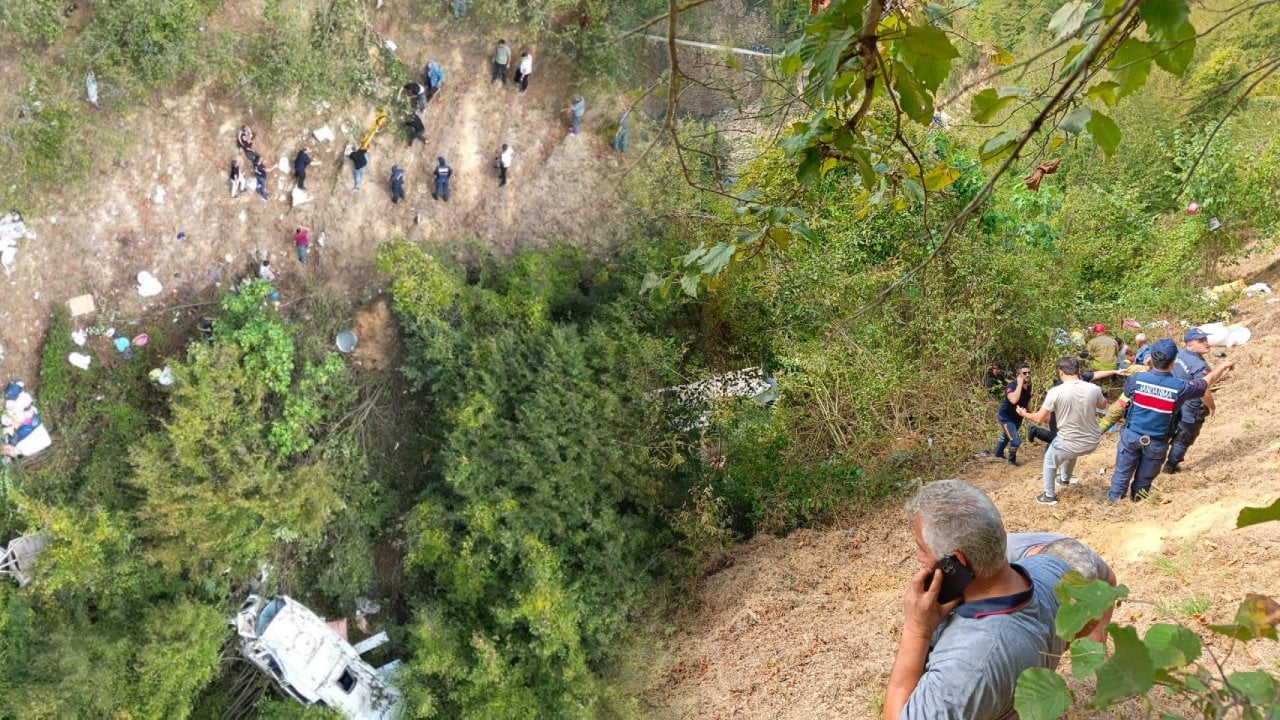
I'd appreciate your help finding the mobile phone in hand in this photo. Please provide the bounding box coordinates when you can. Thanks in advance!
[924,555,975,604]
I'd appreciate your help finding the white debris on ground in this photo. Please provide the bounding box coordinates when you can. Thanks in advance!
[0,212,36,275]
[291,187,314,207]
[71,330,87,346]
[85,72,100,106]
[1244,282,1272,296]
[384,39,398,52]
[68,353,92,370]
[136,271,163,297]
[312,125,336,143]
[152,186,167,205]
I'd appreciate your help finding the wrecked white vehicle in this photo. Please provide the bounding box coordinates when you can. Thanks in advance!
[234,595,402,720]
[0,533,49,587]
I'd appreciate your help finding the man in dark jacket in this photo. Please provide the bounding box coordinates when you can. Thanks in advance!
[432,156,452,201]
[293,146,312,190]
[405,113,426,147]
[349,147,369,190]
[390,165,405,204]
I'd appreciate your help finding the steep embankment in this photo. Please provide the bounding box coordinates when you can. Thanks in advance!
[639,251,1280,719]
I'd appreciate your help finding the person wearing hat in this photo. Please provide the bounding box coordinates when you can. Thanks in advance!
[1164,328,1216,474]
[1107,339,1233,502]
[1085,323,1118,371]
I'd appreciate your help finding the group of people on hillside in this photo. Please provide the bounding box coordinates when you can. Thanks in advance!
[982,324,1233,506]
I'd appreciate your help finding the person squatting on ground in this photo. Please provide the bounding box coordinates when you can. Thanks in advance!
[1017,355,1110,506]
[390,165,405,204]
[1086,323,1119,371]
[992,363,1031,466]
[253,157,269,201]
[1107,339,1234,502]
[497,144,514,187]
[293,226,310,264]
[566,95,585,134]
[348,146,369,190]
[1165,327,1217,474]
[405,113,427,147]
[514,52,533,92]
[1005,533,1117,643]
[493,40,510,84]
[432,156,452,201]
[883,479,1070,720]
[236,124,255,155]
[402,81,427,113]
[293,146,312,190]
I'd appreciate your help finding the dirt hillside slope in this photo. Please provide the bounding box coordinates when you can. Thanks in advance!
[640,253,1280,719]
[0,5,626,381]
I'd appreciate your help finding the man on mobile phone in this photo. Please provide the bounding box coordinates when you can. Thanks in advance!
[883,480,1070,720]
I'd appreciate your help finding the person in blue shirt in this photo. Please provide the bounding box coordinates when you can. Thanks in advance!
[1107,339,1233,502]
[1164,327,1215,474]
[1132,333,1153,366]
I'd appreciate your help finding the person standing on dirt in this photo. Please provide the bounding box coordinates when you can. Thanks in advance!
[293,226,310,264]
[293,146,312,190]
[497,144,514,187]
[884,480,1070,720]
[432,156,453,201]
[1164,328,1217,474]
[514,52,533,93]
[390,165,405,204]
[405,113,427,147]
[253,157,270,201]
[1085,323,1118,371]
[229,159,246,198]
[1107,339,1233,502]
[493,40,511,85]
[348,146,369,191]
[423,61,445,102]
[1024,366,1117,447]
[984,362,1030,466]
[612,109,631,152]
[402,81,427,113]
[1016,356,1110,506]
[565,95,586,135]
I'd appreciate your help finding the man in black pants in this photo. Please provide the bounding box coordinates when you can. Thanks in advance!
[390,165,405,204]
[405,113,426,147]
[293,146,311,190]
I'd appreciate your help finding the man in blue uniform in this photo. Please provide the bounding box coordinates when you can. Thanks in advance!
[1107,339,1233,502]
[1164,328,1214,474]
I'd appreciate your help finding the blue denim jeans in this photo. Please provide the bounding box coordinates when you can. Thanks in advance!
[1108,427,1169,501]
[994,419,1021,457]
[354,166,364,189]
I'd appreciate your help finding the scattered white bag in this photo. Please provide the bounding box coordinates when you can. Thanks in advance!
[1225,326,1252,347]
[1244,282,1272,296]
[68,352,92,370]
[136,271,163,297]
[1197,322,1229,346]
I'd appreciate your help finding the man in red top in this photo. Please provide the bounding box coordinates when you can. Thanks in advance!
[294,226,310,264]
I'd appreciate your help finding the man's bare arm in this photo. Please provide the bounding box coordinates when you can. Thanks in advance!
[1017,406,1051,425]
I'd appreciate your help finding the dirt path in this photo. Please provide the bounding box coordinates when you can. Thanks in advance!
[0,6,627,381]
[638,252,1280,719]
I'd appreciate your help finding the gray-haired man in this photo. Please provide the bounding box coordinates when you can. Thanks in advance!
[884,480,1069,720]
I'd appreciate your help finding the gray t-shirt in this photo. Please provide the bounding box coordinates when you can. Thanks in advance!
[901,555,1069,720]
[1041,379,1105,454]
[495,44,511,65]
[1006,532,1112,582]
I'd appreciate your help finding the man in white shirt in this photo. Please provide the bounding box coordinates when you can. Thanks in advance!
[1018,355,1108,506]
[498,144,514,186]
[515,52,533,92]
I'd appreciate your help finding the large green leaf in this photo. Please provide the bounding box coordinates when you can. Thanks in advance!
[970,86,1029,123]
[698,243,737,276]
[980,129,1022,163]
[1055,575,1128,641]
[1092,625,1155,707]
[1058,106,1092,134]
[1144,624,1201,669]
[1107,38,1153,99]
[1014,667,1073,720]
[1138,0,1189,36]
[1086,109,1122,158]
[1226,670,1279,707]
[891,60,934,124]
[902,24,960,59]
[1237,497,1280,528]
[1048,0,1091,38]
[1139,0,1196,76]
[1069,637,1107,678]
[1085,80,1121,107]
